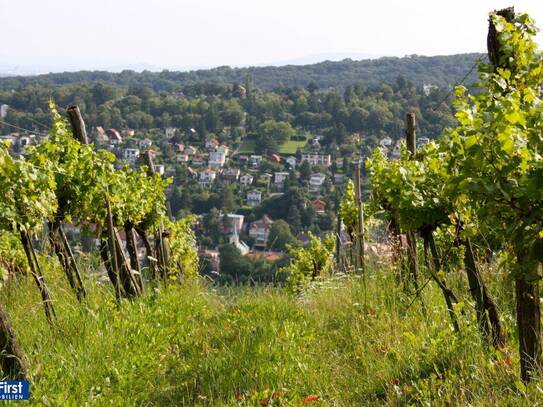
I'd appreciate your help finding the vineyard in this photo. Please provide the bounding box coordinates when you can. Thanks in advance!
[1,6,543,406]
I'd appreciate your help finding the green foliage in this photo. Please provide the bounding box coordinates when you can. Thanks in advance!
[339,179,358,236]
[267,219,298,251]
[281,233,335,291]
[166,216,199,280]
[0,233,28,283]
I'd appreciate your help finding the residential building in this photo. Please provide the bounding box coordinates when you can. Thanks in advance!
[333,173,346,184]
[153,165,165,176]
[286,156,297,168]
[209,151,227,168]
[312,199,327,214]
[123,148,140,163]
[138,138,152,148]
[301,153,331,167]
[418,137,430,148]
[238,155,248,165]
[310,173,326,190]
[165,127,176,139]
[250,155,263,168]
[106,128,122,144]
[217,145,229,156]
[246,189,262,207]
[379,136,393,148]
[199,168,217,186]
[185,146,197,155]
[249,215,274,249]
[222,168,240,183]
[274,172,289,185]
[224,214,244,234]
[239,173,254,187]
[0,104,8,118]
[95,126,109,145]
[192,155,206,167]
[205,138,220,150]
[176,153,189,163]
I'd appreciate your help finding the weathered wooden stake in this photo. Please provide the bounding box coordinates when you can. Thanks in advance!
[0,303,28,379]
[106,198,122,301]
[405,113,420,289]
[353,162,365,274]
[66,105,88,144]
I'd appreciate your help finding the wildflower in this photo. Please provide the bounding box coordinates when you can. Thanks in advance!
[302,395,320,404]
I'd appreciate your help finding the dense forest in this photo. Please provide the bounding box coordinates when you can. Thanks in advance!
[0,53,482,92]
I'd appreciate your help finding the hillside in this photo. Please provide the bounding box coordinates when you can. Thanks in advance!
[3,261,538,406]
[0,53,482,92]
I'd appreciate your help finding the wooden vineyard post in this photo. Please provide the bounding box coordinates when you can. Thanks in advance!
[67,105,89,144]
[0,303,28,379]
[142,151,169,283]
[106,198,123,301]
[19,229,56,324]
[405,113,420,289]
[353,162,365,274]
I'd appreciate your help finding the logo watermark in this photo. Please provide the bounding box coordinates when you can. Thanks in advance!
[0,381,30,400]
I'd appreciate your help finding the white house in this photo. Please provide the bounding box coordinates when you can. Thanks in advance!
[246,189,262,207]
[177,153,189,163]
[0,104,8,118]
[379,137,393,148]
[138,138,153,148]
[301,153,331,167]
[185,146,197,156]
[418,137,430,149]
[199,169,217,186]
[217,145,229,156]
[209,151,227,168]
[153,165,165,176]
[286,156,297,169]
[222,168,240,183]
[310,173,326,190]
[239,174,254,187]
[165,127,176,139]
[123,148,140,163]
[192,155,206,167]
[274,172,289,185]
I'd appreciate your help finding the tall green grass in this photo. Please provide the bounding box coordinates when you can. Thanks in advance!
[1,260,542,405]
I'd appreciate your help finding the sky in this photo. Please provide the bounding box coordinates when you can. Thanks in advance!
[1,0,543,73]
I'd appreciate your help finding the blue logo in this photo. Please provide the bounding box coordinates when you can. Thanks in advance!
[0,381,30,400]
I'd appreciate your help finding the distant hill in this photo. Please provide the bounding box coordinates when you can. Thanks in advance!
[0,53,483,92]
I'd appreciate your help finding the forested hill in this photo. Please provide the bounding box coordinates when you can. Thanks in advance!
[0,53,482,91]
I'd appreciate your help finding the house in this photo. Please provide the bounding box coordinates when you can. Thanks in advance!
[301,153,331,167]
[174,144,185,153]
[185,146,197,155]
[106,128,122,144]
[311,138,321,149]
[249,215,274,249]
[209,151,227,168]
[246,189,262,207]
[192,155,206,167]
[261,173,272,184]
[333,173,346,184]
[153,165,165,176]
[274,172,289,185]
[205,138,220,150]
[199,168,217,186]
[239,173,254,187]
[121,129,135,138]
[238,155,249,165]
[165,127,176,139]
[176,153,189,163]
[379,137,393,148]
[250,155,263,168]
[0,104,8,118]
[418,137,430,148]
[286,156,297,169]
[222,168,240,183]
[351,132,362,143]
[310,173,326,190]
[217,145,229,156]
[123,148,140,163]
[137,138,152,148]
[198,248,220,273]
[312,199,327,214]
[95,126,109,144]
[271,154,281,163]
[223,213,244,234]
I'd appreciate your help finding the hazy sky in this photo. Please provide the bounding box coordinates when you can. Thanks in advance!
[1,0,543,71]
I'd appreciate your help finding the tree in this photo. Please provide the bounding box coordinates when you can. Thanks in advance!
[268,220,298,251]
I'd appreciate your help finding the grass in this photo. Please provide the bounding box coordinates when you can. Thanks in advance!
[237,139,306,155]
[278,140,307,155]
[2,257,543,405]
